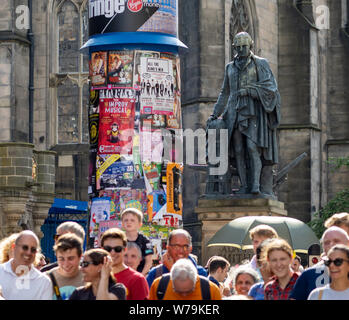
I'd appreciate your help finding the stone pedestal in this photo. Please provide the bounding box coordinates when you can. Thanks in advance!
[195,197,287,264]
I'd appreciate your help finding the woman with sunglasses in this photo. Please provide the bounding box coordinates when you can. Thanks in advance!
[308,244,349,300]
[69,248,126,300]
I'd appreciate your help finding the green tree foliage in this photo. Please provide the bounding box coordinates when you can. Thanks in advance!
[308,189,349,238]
[327,157,349,170]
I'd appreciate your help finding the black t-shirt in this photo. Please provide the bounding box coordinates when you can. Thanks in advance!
[69,279,126,300]
[128,233,154,273]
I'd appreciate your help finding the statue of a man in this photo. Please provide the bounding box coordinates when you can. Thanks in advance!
[207,32,281,195]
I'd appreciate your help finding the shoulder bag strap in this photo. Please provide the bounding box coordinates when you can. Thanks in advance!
[48,272,62,300]
[318,288,324,300]
[199,276,211,300]
[156,274,171,300]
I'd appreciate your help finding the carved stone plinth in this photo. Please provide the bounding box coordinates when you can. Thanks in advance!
[0,143,55,239]
[195,198,287,264]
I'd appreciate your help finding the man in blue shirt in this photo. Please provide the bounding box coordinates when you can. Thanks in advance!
[290,226,349,300]
[147,229,207,287]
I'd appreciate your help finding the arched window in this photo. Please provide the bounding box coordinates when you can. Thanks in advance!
[225,0,259,64]
[49,0,89,145]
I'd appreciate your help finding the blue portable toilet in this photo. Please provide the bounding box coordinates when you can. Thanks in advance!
[41,198,89,263]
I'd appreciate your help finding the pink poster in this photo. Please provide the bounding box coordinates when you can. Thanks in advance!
[98,97,135,155]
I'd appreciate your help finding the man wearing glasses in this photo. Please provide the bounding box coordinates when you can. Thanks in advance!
[146,229,207,288]
[100,228,149,300]
[0,230,52,299]
[290,226,349,300]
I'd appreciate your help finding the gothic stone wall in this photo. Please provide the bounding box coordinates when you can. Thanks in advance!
[0,0,30,142]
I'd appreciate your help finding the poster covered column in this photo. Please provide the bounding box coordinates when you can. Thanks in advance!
[82,0,187,261]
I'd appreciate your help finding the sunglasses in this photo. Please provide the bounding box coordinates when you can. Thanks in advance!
[53,234,61,241]
[324,258,349,267]
[103,245,124,253]
[18,244,37,254]
[169,244,190,251]
[80,260,99,268]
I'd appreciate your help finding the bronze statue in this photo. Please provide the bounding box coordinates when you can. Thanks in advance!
[207,32,281,196]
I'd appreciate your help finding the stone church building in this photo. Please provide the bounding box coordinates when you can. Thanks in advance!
[0,0,348,262]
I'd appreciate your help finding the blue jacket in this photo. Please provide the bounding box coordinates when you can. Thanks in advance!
[290,263,329,300]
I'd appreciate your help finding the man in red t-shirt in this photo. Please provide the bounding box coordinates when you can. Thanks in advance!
[100,228,149,300]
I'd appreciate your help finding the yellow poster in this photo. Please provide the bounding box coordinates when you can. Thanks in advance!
[166,163,183,215]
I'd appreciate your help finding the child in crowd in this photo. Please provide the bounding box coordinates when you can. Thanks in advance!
[121,208,153,275]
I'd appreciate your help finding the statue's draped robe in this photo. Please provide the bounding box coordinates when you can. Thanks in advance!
[212,53,281,165]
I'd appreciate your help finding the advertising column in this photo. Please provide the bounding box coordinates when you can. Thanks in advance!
[82,0,187,264]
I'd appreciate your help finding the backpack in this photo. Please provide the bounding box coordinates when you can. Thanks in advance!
[156,274,211,300]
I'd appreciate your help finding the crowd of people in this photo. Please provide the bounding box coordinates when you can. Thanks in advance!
[0,209,349,300]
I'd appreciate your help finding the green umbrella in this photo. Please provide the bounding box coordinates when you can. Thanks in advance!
[207,216,320,253]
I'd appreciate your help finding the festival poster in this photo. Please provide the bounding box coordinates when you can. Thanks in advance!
[132,134,141,171]
[140,114,167,131]
[107,51,134,87]
[89,90,99,148]
[166,163,183,215]
[133,51,160,128]
[140,224,176,241]
[147,190,166,222]
[96,154,121,190]
[98,97,135,155]
[166,95,181,129]
[133,50,160,90]
[99,189,148,222]
[89,197,111,237]
[97,157,134,190]
[142,162,162,193]
[139,56,175,115]
[140,129,163,163]
[161,129,183,164]
[88,147,97,196]
[90,51,107,86]
[97,220,122,247]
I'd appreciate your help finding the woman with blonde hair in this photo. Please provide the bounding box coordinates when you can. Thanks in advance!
[264,238,299,300]
[0,233,19,264]
[70,248,126,300]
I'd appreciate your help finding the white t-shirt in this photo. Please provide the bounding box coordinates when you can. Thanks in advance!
[0,259,52,300]
[308,284,349,300]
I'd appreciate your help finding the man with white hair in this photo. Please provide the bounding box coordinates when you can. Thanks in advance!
[149,258,221,300]
[0,230,52,299]
[290,226,349,300]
